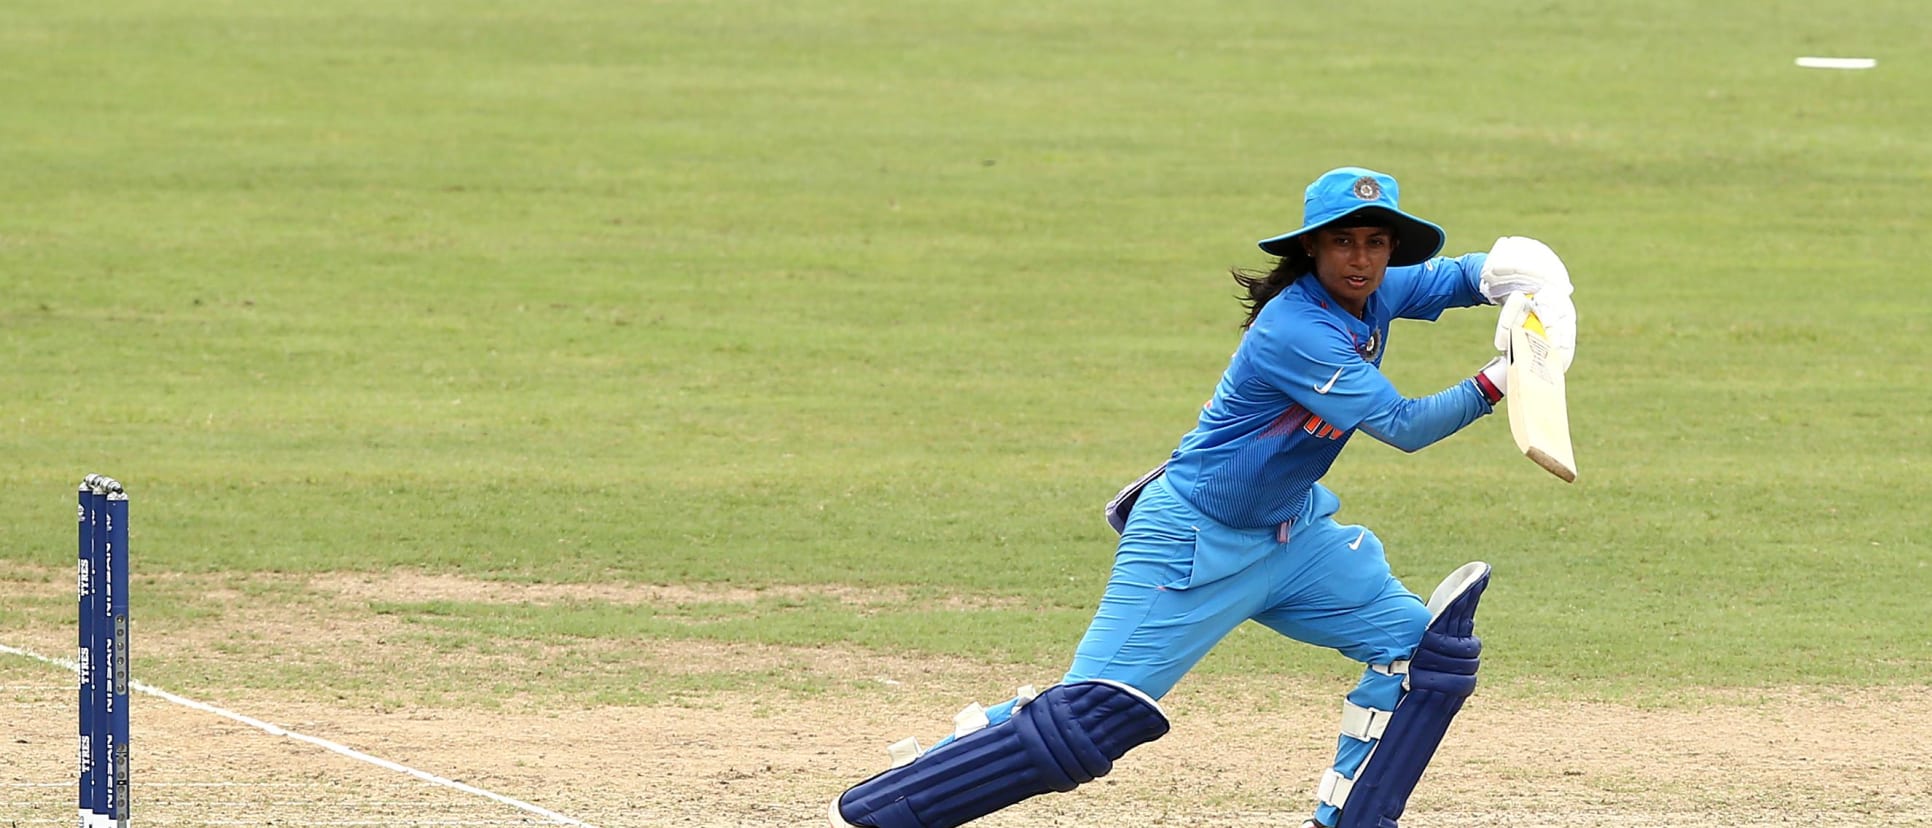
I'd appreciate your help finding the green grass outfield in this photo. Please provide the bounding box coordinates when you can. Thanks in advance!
[1,0,1926,705]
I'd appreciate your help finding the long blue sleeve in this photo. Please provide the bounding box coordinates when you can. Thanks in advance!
[1159,256,1496,529]
[1381,252,1488,320]
[1356,378,1494,453]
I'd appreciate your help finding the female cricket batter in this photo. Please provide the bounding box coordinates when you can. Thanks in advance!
[831,166,1577,828]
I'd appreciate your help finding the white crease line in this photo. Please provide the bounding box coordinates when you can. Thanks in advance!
[3,782,357,788]
[10,797,542,809]
[0,643,598,828]
[197,814,556,822]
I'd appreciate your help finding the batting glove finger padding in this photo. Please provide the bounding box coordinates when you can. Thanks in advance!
[1478,236,1572,304]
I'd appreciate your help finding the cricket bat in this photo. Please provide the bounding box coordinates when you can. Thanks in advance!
[1501,293,1577,482]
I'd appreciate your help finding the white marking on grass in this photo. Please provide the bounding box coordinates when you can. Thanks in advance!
[1795,56,1876,70]
[0,642,599,828]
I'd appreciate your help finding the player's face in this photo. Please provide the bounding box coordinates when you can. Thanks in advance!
[1303,226,1395,318]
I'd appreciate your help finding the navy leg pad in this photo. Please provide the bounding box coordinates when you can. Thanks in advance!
[1333,563,1489,828]
[834,680,1169,828]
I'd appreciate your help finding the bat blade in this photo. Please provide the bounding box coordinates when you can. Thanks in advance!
[1505,302,1577,482]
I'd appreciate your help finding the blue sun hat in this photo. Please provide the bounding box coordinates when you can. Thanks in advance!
[1257,167,1445,267]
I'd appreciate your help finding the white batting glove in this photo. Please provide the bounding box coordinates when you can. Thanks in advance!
[1491,291,1578,373]
[1483,237,1576,372]
[1480,236,1571,304]
[1531,292,1577,372]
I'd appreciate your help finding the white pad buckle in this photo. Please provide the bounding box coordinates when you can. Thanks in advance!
[884,685,1046,772]
[952,702,990,739]
[1013,684,1039,709]
[1317,767,1357,809]
[1338,700,1393,742]
[886,737,922,769]
[1371,659,1411,691]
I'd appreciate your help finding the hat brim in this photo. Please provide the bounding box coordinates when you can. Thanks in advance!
[1257,206,1446,268]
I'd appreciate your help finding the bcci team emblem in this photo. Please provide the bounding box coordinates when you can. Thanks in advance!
[1352,176,1381,200]
[1359,328,1382,360]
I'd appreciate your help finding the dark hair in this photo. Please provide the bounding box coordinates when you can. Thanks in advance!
[1231,246,1314,330]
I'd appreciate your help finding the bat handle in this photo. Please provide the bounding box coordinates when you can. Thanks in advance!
[1495,292,1534,352]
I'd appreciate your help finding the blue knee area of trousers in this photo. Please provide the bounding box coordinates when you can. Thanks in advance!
[1333,567,1488,828]
[1348,673,1406,713]
[834,681,1169,828]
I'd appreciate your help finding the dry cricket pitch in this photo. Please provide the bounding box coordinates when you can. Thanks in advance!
[4,572,1928,827]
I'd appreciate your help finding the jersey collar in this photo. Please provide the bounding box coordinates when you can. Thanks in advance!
[1296,276,1387,362]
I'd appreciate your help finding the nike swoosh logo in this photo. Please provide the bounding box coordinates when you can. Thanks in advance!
[1313,367,1344,395]
[1349,529,1367,550]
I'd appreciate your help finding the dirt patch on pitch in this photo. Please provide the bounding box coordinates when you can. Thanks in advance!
[7,646,1930,827]
[4,568,1928,826]
[610,670,1932,828]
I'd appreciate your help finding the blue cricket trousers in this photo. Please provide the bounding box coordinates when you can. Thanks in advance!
[948,475,1428,826]
[1068,474,1430,825]
[1066,474,1428,692]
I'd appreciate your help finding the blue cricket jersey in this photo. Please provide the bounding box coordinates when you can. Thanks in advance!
[1161,253,1494,529]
